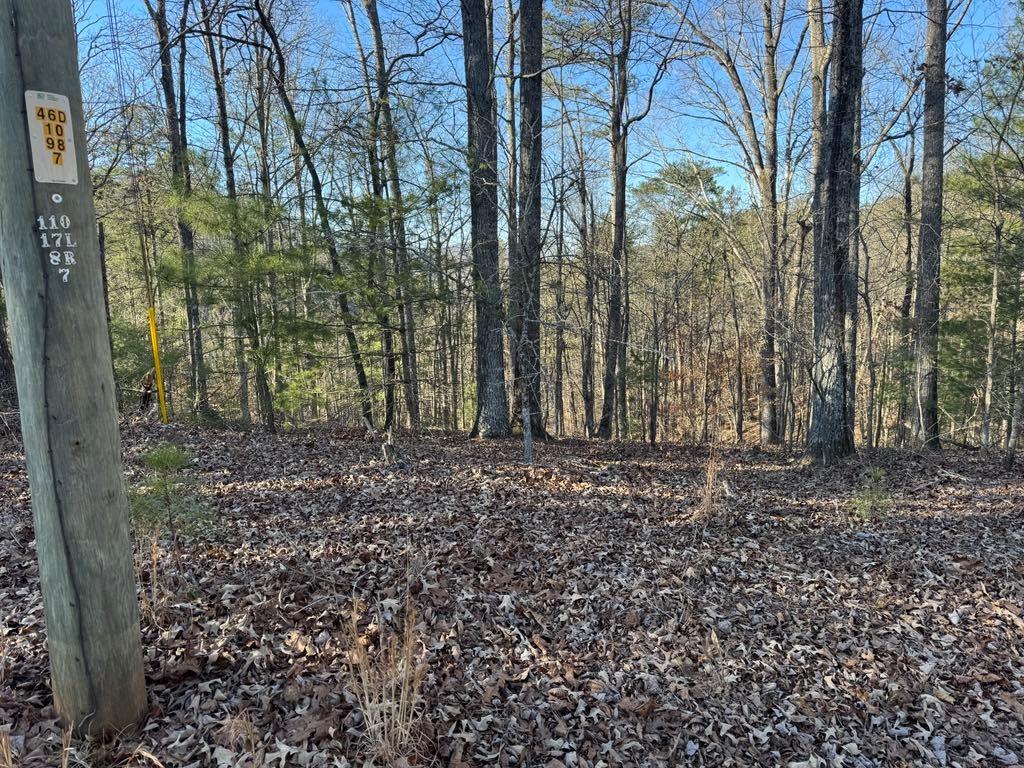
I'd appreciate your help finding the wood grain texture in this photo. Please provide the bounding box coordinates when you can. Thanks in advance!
[0,0,146,735]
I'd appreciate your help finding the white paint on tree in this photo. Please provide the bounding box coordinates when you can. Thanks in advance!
[24,91,78,185]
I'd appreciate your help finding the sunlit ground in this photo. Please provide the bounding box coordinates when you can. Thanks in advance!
[2,426,1022,766]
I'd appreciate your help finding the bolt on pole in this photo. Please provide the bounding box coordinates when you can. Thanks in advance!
[0,0,147,736]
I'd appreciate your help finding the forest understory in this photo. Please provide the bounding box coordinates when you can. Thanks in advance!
[2,427,1023,767]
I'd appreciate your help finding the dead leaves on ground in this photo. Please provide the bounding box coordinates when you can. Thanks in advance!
[1,429,1024,766]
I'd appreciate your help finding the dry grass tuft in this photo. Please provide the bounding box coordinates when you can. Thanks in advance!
[124,745,167,767]
[60,728,71,768]
[0,730,14,768]
[217,710,262,765]
[699,442,722,520]
[136,535,164,624]
[346,607,425,766]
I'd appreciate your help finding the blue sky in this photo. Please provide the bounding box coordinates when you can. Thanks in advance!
[81,0,1018,211]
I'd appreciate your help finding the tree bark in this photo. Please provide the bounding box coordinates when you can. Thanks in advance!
[576,151,596,436]
[511,0,545,438]
[462,0,510,437]
[913,0,947,450]
[896,134,916,447]
[807,0,862,464]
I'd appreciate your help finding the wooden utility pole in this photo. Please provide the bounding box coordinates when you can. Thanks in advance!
[0,0,147,735]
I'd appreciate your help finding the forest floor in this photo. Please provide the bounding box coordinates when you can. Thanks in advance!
[2,426,1024,767]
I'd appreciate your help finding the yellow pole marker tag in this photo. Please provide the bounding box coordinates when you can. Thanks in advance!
[148,306,169,424]
[24,91,78,185]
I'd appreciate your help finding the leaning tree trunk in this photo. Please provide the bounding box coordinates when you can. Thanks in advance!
[200,0,261,428]
[254,0,374,427]
[363,0,421,429]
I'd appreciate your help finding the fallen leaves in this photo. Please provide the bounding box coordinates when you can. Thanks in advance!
[1,430,1024,766]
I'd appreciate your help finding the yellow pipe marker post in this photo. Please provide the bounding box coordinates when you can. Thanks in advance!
[148,305,169,423]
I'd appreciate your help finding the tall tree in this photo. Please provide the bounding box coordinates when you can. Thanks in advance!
[591,0,677,439]
[807,0,862,463]
[678,0,809,445]
[462,0,511,437]
[511,0,545,438]
[362,0,422,429]
[913,0,947,450]
[198,0,277,430]
[144,0,210,415]
[253,0,376,427]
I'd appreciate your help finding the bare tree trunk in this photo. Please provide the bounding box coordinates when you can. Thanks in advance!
[845,94,862,444]
[597,126,626,440]
[512,0,545,438]
[982,167,1003,449]
[342,0,399,430]
[896,134,916,447]
[724,251,744,443]
[875,330,892,446]
[913,0,947,450]
[808,0,862,464]
[863,234,877,448]
[362,0,421,429]
[1005,267,1022,451]
[199,0,256,427]
[554,117,567,436]
[145,0,209,415]
[1005,331,1024,469]
[577,156,596,436]
[808,0,829,176]
[505,0,518,260]
[252,39,280,430]
[617,247,630,438]
[648,291,660,444]
[758,1,782,445]
[462,0,510,437]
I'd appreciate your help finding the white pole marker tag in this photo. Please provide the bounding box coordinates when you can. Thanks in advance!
[24,92,78,185]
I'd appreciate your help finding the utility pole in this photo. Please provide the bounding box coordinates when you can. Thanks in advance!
[0,0,147,736]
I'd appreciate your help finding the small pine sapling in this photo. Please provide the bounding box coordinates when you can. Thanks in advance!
[129,443,212,616]
[851,467,893,521]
